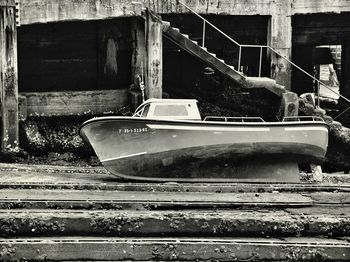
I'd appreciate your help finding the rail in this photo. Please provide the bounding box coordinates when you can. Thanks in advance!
[204,116,265,122]
[176,0,350,109]
[282,116,324,122]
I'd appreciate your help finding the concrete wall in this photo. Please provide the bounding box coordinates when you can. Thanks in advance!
[15,0,350,92]
[13,0,350,97]
[292,0,350,15]
[18,18,132,92]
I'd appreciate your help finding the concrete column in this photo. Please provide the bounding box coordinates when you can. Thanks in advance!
[0,2,18,152]
[131,18,146,89]
[130,17,147,109]
[281,92,299,117]
[145,9,162,99]
[340,41,350,105]
[268,0,292,90]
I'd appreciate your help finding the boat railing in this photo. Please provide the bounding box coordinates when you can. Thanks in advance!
[204,116,265,122]
[282,116,324,122]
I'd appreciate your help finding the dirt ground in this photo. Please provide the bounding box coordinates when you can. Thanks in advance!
[0,150,101,167]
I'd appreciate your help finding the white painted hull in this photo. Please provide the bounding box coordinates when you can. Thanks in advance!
[79,117,329,181]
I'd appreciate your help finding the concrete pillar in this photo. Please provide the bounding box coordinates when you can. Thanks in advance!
[145,9,162,99]
[0,2,18,152]
[340,41,350,106]
[131,17,146,89]
[130,17,147,109]
[281,92,299,117]
[268,0,292,90]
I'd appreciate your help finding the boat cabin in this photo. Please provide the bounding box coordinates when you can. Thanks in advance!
[133,99,201,120]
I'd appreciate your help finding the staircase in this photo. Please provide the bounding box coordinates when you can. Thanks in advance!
[159,2,350,122]
[162,20,286,97]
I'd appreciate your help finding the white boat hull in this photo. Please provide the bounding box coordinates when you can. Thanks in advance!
[79,117,329,182]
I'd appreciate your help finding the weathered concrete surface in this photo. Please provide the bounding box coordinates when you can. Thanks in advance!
[0,163,348,191]
[146,10,162,99]
[0,189,316,208]
[0,187,348,211]
[20,89,128,118]
[0,0,15,6]
[292,0,350,14]
[0,163,347,261]
[268,0,292,90]
[0,5,18,152]
[18,0,350,25]
[281,92,299,117]
[0,209,348,237]
[130,17,146,102]
[0,237,348,261]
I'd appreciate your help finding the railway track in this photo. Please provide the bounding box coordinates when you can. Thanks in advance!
[0,163,348,261]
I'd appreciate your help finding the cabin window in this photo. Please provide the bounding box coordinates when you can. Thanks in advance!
[153,105,189,116]
[141,105,150,117]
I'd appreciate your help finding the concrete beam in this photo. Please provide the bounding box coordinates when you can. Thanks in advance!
[0,0,15,6]
[18,0,275,25]
[292,0,350,15]
[19,0,137,25]
[20,89,128,117]
[18,0,350,26]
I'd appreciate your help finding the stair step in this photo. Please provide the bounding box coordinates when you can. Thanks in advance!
[0,208,348,238]
[0,237,348,261]
[162,21,171,26]
[0,189,319,210]
[218,58,225,63]
[163,24,296,96]
[172,27,180,32]
[191,40,198,45]
[245,77,286,96]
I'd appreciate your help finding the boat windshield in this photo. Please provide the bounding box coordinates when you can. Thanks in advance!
[141,105,150,117]
[133,105,149,118]
[153,104,189,117]
[133,99,202,120]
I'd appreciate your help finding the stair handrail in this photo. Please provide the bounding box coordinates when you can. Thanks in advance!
[176,0,350,106]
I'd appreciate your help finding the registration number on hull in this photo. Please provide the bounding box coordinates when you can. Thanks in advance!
[118,127,148,134]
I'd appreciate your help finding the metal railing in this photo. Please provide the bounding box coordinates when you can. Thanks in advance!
[176,0,350,109]
[204,116,265,122]
[282,116,324,122]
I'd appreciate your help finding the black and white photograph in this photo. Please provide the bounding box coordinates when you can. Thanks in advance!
[0,0,349,261]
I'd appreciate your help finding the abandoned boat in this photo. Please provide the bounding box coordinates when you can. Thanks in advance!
[79,98,329,182]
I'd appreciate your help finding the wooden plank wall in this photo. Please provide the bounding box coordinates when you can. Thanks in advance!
[19,89,128,118]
